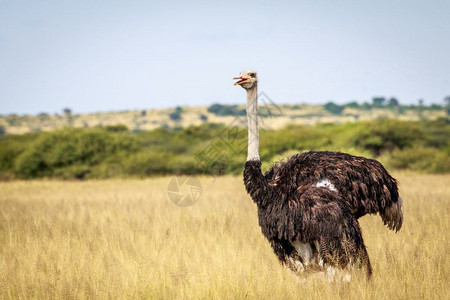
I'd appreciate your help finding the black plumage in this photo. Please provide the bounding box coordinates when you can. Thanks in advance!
[263,151,403,231]
[244,157,380,277]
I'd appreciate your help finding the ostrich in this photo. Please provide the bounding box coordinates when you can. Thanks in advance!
[234,70,403,278]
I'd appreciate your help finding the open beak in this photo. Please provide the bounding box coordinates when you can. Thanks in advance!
[233,75,249,86]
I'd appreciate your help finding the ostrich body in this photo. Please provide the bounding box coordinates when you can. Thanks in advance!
[234,70,403,277]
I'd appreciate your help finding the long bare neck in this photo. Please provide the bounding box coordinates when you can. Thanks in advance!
[243,83,274,207]
[246,85,259,161]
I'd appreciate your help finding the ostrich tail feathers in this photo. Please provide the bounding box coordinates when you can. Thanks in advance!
[381,196,404,232]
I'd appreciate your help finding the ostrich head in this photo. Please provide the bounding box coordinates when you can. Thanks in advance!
[233,70,258,90]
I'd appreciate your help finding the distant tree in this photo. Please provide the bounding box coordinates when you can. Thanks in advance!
[445,96,450,116]
[37,113,50,122]
[200,114,208,121]
[141,110,147,117]
[345,101,359,108]
[6,115,21,126]
[372,97,386,108]
[387,98,399,107]
[169,107,182,121]
[445,95,450,106]
[63,108,72,115]
[169,112,181,121]
[361,102,372,110]
[63,108,74,126]
[207,104,245,116]
[0,125,5,136]
[430,104,442,110]
[417,99,424,117]
[324,102,344,115]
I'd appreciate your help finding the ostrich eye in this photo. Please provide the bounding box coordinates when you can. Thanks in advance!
[249,73,256,77]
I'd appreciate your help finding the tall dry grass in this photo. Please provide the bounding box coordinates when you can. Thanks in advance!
[0,173,449,299]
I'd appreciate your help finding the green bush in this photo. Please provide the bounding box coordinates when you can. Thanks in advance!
[381,147,450,173]
[351,119,423,156]
[0,119,449,179]
[0,133,39,177]
[421,118,450,148]
[105,124,129,132]
[123,151,173,175]
[324,102,344,115]
[13,128,138,178]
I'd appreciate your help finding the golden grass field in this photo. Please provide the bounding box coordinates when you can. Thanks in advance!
[0,173,449,299]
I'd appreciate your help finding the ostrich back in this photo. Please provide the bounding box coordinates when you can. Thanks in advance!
[264,151,402,231]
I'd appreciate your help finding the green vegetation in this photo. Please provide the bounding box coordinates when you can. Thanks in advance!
[324,102,344,115]
[169,106,183,121]
[207,103,246,116]
[0,119,448,180]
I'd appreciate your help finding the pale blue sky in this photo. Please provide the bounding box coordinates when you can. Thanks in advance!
[1,0,449,115]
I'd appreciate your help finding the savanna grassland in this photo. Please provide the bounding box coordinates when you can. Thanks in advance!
[0,103,446,135]
[0,174,449,299]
